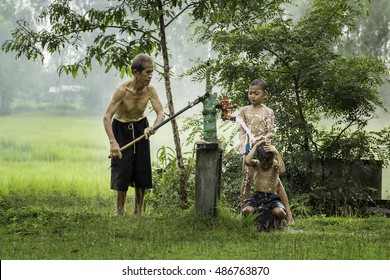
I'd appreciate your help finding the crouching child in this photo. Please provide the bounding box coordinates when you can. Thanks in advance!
[242,140,293,231]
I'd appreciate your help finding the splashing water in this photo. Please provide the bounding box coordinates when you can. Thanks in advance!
[235,115,256,144]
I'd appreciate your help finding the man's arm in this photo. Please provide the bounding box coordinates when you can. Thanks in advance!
[103,86,125,158]
[145,85,165,139]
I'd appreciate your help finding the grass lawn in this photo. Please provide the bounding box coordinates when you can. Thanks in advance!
[1,113,390,260]
[1,192,390,260]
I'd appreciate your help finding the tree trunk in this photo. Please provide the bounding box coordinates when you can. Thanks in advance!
[157,0,188,207]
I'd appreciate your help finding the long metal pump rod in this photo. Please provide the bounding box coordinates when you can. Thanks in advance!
[109,92,210,158]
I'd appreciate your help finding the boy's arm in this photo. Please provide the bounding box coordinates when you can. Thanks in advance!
[274,150,286,174]
[264,132,274,141]
[265,145,286,174]
[265,108,275,141]
[239,128,246,145]
[276,179,293,224]
[244,143,258,166]
[236,109,247,153]
[244,140,265,166]
[237,127,247,154]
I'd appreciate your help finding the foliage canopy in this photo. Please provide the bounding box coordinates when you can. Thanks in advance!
[188,0,390,211]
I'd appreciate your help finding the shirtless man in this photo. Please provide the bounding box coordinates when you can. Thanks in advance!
[242,140,293,230]
[237,79,275,203]
[103,54,165,216]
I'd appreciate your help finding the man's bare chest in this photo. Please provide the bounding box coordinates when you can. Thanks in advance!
[121,92,150,110]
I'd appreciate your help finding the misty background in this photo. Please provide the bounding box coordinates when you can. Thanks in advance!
[1,0,389,148]
[0,0,211,117]
[1,1,389,115]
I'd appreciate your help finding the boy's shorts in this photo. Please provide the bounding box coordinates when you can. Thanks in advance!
[244,191,286,231]
[244,191,286,211]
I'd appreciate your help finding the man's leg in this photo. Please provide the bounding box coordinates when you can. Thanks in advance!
[117,191,127,216]
[134,188,146,216]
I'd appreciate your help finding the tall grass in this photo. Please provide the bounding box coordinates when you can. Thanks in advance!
[0,113,111,196]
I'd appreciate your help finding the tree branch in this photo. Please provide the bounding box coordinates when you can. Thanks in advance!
[164,3,196,28]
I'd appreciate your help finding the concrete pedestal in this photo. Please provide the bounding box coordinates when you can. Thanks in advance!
[195,142,223,216]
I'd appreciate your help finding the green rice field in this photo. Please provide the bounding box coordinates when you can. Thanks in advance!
[0,113,111,196]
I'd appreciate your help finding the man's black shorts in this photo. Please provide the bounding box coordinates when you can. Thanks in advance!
[110,118,152,191]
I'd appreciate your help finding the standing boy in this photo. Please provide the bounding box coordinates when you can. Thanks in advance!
[237,79,275,203]
[103,54,165,216]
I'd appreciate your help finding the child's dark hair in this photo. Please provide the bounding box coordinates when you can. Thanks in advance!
[256,144,274,161]
[250,79,267,91]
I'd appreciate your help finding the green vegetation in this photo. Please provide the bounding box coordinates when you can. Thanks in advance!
[0,113,109,197]
[189,0,390,211]
[1,114,390,260]
[1,192,390,260]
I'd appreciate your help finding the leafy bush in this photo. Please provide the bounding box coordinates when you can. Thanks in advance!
[220,148,244,212]
[146,146,196,213]
[277,126,390,216]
